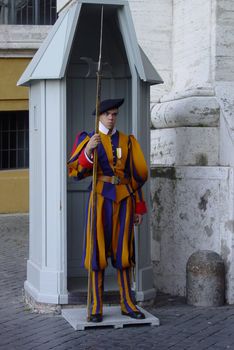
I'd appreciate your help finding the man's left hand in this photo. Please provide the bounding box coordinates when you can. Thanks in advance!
[134,214,143,225]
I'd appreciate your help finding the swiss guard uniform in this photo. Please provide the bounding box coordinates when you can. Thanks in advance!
[67,99,148,321]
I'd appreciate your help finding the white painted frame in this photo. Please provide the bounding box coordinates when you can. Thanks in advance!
[25,79,68,304]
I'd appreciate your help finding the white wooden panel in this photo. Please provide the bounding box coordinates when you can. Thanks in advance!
[26,80,68,303]
[45,81,61,269]
[29,82,46,267]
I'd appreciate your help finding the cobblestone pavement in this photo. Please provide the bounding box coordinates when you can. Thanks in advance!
[1,214,234,350]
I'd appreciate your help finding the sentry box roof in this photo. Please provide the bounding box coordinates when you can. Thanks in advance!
[17,0,163,86]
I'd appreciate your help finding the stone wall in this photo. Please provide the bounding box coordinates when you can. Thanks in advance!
[128,0,172,103]
[150,166,234,302]
[150,0,234,303]
[172,0,215,94]
[216,0,234,83]
[215,0,234,166]
[0,25,51,57]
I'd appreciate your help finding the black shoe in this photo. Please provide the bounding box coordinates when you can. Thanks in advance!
[121,310,145,319]
[89,313,103,323]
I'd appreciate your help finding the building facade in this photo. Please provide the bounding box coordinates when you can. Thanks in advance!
[0,0,56,213]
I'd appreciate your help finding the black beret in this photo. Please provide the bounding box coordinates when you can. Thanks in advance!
[92,98,124,116]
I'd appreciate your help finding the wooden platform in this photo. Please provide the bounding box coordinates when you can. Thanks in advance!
[62,306,160,331]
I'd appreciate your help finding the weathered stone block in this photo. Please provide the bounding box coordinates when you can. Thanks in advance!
[151,127,219,166]
[151,96,220,129]
[186,250,225,306]
[150,166,234,303]
[173,0,215,92]
[0,25,51,54]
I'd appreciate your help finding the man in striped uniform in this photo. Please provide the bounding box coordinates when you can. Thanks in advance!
[68,98,148,322]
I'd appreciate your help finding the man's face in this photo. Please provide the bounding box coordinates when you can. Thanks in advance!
[99,108,118,130]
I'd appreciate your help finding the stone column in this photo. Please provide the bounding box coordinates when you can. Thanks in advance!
[150,0,234,303]
[128,0,172,103]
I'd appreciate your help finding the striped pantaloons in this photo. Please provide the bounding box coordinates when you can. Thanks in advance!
[91,268,139,316]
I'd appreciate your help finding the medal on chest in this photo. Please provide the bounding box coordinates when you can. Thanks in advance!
[116,147,122,159]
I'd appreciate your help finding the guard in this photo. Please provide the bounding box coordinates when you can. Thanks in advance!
[67,98,148,322]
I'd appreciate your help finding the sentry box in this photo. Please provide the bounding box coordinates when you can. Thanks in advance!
[18,0,163,305]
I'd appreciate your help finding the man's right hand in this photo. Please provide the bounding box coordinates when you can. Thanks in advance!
[85,134,101,157]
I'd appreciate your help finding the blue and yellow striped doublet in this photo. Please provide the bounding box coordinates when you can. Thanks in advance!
[68,129,148,272]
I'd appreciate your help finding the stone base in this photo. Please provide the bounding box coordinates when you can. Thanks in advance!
[151,166,234,303]
[23,289,62,315]
[62,306,160,331]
